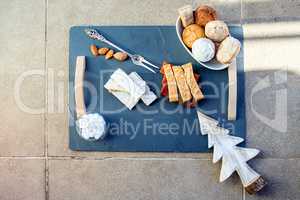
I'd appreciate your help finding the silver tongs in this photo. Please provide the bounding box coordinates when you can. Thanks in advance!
[84,28,160,73]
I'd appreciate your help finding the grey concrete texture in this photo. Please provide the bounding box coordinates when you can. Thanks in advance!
[0,159,45,200]
[48,159,242,200]
[246,70,300,158]
[245,159,300,200]
[243,23,300,158]
[0,0,45,156]
[242,0,300,23]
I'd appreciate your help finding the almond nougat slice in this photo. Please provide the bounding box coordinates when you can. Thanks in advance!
[173,66,192,103]
[182,63,204,101]
[163,64,178,102]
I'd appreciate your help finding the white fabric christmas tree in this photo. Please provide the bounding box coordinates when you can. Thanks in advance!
[197,111,266,194]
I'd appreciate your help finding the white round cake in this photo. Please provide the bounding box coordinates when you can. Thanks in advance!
[205,20,229,42]
[76,113,106,141]
[192,38,215,62]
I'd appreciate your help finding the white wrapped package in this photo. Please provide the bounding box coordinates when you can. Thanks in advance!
[110,68,145,99]
[104,69,146,110]
[104,78,141,110]
[129,72,157,106]
[76,113,106,140]
[104,69,157,109]
[104,69,148,110]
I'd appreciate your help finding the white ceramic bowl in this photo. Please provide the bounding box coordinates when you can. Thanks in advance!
[175,17,230,70]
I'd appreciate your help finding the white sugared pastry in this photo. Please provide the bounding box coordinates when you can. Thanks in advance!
[216,36,241,64]
[76,113,106,140]
[192,38,215,62]
[205,20,229,42]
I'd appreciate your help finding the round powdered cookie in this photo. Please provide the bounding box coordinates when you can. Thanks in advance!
[195,5,217,26]
[182,24,205,48]
[205,20,229,42]
[192,38,215,62]
[216,36,241,64]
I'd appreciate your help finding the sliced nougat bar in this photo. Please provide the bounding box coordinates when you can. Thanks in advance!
[163,64,178,102]
[182,63,204,101]
[173,66,192,103]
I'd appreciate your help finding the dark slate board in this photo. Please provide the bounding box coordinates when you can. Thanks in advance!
[69,26,245,152]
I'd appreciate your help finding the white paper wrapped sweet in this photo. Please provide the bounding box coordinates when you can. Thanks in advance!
[104,69,157,110]
[76,113,106,140]
[192,38,215,62]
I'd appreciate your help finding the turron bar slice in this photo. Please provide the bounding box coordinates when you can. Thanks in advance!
[163,64,178,102]
[173,66,192,103]
[182,63,204,101]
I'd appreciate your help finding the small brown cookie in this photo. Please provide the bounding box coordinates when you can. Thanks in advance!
[182,24,205,48]
[195,5,217,26]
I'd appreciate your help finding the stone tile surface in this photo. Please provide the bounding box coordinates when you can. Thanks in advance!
[49,159,242,200]
[242,0,300,23]
[243,23,300,158]
[0,0,45,156]
[243,23,300,71]
[245,70,300,158]
[0,159,45,200]
[47,0,240,156]
[245,159,300,200]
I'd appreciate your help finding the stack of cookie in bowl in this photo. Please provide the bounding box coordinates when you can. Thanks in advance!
[178,5,241,65]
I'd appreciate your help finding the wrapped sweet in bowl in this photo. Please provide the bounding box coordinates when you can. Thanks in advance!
[176,5,241,70]
[176,17,229,70]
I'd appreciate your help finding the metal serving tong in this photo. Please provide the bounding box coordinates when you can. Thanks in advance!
[84,28,160,73]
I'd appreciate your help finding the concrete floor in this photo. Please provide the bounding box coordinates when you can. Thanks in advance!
[0,0,300,199]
